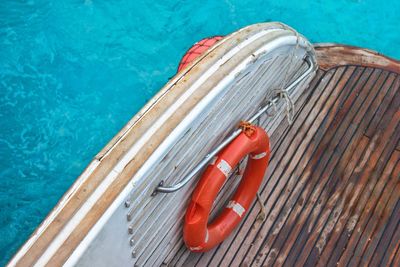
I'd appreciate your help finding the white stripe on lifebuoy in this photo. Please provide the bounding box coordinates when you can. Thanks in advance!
[227,201,246,217]
[217,160,232,177]
[250,152,267,160]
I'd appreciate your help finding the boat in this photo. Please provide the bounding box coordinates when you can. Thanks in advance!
[8,22,400,267]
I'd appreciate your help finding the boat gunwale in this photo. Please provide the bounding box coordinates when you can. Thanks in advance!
[314,43,400,73]
[8,22,312,267]
[9,34,400,267]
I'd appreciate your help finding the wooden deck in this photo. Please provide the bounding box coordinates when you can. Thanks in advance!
[166,45,400,266]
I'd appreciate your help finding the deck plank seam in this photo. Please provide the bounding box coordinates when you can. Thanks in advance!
[253,67,373,266]
[279,68,382,265]
[341,118,400,266]
[299,70,394,266]
[342,150,399,263]
[363,74,400,137]
[390,243,400,267]
[230,68,350,267]
[320,103,400,266]
[326,150,400,267]
[340,81,397,266]
[354,160,399,266]
[192,69,328,267]
[188,69,331,267]
[171,65,399,267]
[234,67,356,266]
[263,68,387,267]
[228,67,352,267]
[258,67,376,266]
[376,198,400,266]
[247,66,367,266]
[317,70,396,264]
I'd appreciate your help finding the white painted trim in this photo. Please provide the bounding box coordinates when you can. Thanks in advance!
[6,160,100,267]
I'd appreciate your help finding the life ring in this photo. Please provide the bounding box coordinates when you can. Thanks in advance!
[183,124,270,252]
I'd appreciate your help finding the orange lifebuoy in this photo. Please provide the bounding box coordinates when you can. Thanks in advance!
[183,125,270,252]
[178,36,224,72]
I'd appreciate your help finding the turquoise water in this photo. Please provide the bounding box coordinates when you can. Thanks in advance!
[0,0,399,264]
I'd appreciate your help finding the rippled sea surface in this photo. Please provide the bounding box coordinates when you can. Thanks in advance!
[0,0,399,264]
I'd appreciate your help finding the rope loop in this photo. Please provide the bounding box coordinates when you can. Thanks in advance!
[266,89,296,125]
[278,90,295,125]
[238,121,256,137]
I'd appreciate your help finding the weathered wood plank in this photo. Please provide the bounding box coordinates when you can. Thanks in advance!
[263,68,387,267]
[186,68,328,267]
[295,70,395,265]
[391,245,400,267]
[189,67,343,264]
[323,81,397,263]
[175,57,400,267]
[315,44,400,73]
[326,151,394,266]
[260,67,383,266]
[247,67,372,267]
[214,67,351,267]
[282,69,384,264]
[308,101,399,267]
[369,194,400,267]
[365,75,400,137]
[373,206,400,266]
[353,159,400,267]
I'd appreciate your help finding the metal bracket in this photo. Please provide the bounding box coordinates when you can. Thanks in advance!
[154,55,315,194]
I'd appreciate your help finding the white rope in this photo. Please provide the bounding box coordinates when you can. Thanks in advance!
[278,89,295,125]
[256,192,266,222]
[263,23,300,125]
[254,27,301,219]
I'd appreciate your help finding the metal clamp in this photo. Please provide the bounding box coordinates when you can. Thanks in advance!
[154,55,315,194]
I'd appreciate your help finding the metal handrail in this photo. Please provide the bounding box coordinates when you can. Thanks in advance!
[154,55,315,194]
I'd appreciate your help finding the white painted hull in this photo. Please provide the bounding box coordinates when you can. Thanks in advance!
[8,22,317,267]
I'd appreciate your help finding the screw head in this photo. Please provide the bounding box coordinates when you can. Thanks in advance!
[151,180,164,197]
